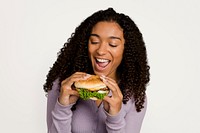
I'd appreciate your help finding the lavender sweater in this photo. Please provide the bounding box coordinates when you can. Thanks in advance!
[47,79,147,133]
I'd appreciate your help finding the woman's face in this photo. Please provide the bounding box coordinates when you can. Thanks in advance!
[88,21,125,80]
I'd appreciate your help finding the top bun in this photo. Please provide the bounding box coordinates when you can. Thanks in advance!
[74,75,107,91]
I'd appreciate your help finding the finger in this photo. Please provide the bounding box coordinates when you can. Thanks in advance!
[104,95,115,102]
[62,72,87,84]
[100,76,118,88]
[101,77,120,97]
[68,89,80,96]
[62,73,91,87]
[103,77,123,99]
[104,77,122,95]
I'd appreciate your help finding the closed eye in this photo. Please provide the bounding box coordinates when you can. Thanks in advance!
[91,41,99,44]
[109,43,117,47]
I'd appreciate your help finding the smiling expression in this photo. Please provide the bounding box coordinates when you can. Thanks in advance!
[88,21,125,80]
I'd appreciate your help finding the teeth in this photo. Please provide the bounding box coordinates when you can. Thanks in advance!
[96,58,109,63]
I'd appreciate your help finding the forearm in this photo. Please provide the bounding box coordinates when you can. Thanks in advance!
[46,79,74,133]
[104,105,126,133]
[104,98,147,133]
[48,101,74,133]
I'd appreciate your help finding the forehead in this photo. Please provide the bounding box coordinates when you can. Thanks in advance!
[91,21,124,37]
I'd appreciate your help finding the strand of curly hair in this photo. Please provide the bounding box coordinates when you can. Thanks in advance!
[43,8,150,112]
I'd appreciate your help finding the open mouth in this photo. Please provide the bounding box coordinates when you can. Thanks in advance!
[95,58,110,68]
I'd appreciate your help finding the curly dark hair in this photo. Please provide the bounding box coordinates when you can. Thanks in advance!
[43,8,150,112]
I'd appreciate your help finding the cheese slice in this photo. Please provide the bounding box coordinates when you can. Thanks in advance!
[97,90,108,94]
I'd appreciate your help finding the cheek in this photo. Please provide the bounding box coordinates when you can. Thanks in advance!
[117,49,124,64]
[116,53,123,64]
[115,47,124,59]
[113,51,124,67]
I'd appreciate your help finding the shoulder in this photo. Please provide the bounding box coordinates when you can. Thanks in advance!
[123,96,147,113]
[52,78,60,91]
[123,98,135,113]
[48,78,60,96]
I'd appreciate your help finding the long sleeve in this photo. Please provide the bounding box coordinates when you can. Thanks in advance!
[46,79,75,133]
[105,97,147,133]
[46,78,147,133]
[104,105,126,133]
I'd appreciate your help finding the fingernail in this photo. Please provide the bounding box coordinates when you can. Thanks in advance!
[101,75,106,78]
[84,74,91,79]
[100,75,105,80]
[100,76,107,82]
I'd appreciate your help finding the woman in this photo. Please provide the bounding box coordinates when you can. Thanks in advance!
[44,8,150,133]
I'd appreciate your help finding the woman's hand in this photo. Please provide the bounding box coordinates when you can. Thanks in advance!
[58,72,90,106]
[101,76,123,115]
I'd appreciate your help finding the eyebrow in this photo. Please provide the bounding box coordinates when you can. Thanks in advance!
[90,34,122,41]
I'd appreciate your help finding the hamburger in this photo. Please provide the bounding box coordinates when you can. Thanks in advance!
[74,75,109,100]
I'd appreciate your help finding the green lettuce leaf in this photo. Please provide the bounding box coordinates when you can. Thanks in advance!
[78,88,107,100]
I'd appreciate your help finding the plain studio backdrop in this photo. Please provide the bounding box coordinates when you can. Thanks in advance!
[0,0,200,132]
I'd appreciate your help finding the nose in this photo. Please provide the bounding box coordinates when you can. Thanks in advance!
[96,42,107,55]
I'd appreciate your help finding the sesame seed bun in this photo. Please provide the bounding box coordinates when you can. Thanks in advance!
[74,75,107,91]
